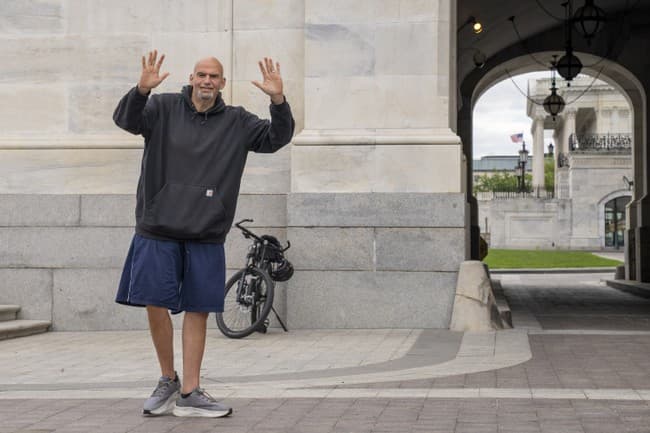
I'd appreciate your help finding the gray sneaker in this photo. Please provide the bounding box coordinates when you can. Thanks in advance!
[172,387,232,418]
[142,372,180,416]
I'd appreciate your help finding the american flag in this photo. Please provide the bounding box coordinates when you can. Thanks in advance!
[510,133,524,143]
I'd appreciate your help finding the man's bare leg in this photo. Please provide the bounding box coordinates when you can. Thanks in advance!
[181,311,208,393]
[146,305,175,379]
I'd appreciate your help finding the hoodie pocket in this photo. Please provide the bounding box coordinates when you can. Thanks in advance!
[142,182,227,238]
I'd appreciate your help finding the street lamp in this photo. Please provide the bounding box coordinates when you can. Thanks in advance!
[518,141,529,192]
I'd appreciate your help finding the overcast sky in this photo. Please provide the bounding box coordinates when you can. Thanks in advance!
[473,71,554,158]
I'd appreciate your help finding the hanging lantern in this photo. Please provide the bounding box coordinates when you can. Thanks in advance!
[544,89,565,119]
[543,86,565,120]
[556,49,583,83]
[573,0,607,45]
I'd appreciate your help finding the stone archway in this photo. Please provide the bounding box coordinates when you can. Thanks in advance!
[457,6,650,282]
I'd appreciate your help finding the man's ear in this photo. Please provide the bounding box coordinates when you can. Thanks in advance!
[221,78,227,90]
[189,73,193,83]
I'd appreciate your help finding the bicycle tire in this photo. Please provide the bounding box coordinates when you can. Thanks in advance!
[216,267,275,339]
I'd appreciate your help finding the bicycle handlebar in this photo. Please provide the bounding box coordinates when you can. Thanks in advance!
[234,219,262,241]
[234,218,291,251]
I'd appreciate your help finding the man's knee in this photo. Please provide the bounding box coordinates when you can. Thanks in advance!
[185,311,209,321]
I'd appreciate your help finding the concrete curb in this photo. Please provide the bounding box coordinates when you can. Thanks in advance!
[490,267,616,274]
[606,279,650,298]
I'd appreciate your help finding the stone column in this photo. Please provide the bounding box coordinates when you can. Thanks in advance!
[561,108,577,155]
[287,0,465,328]
[635,97,650,283]
[532,115,545,192]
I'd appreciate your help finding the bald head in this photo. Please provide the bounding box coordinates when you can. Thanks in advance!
[193,57,224,76]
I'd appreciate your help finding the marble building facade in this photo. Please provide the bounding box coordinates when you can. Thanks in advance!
[0,0,464,330]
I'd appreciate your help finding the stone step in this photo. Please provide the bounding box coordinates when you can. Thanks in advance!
[491,279,513,328]
[0,305,21,322]
[0,320,51,340]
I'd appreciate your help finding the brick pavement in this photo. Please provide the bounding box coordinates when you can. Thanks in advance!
[2,272,650,432]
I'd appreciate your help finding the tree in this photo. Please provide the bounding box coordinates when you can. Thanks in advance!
[544,157,555,191]
[473,171,533,192]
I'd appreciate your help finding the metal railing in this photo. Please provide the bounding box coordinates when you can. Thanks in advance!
[475,187,555,200]
[569,133,632,154]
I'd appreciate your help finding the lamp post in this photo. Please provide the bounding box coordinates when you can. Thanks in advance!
[518,141,529,193]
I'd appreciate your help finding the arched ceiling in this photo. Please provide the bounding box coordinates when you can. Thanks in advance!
[457,0,650,86]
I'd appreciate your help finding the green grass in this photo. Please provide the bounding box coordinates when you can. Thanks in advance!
[483,249,623,269]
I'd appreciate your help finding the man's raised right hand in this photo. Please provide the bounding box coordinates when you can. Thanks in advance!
[137,50,170,96]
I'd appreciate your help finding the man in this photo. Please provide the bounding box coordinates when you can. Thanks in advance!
[113,50,295,418]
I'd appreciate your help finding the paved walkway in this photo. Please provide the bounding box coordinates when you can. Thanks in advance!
[2,272,650,432]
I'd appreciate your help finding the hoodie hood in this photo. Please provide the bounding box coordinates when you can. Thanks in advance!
[182,85,226,116]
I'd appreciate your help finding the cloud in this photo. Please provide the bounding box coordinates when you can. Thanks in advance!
[473,71,551,157]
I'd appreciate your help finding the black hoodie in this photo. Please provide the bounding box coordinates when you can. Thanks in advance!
[113,85,295,243]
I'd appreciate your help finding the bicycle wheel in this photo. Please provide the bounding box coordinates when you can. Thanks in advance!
[216,266,275,339]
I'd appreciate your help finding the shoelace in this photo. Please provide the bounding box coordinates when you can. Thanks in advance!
[195,387,217,403]
[151,380,172,397]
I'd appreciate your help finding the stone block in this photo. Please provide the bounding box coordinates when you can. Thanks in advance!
[234,194,287,228]
[287,227,374,270]
[0,0,64,33]
[286,270,456,328]
[233,29,304,81]
[80,195,135,227]
[52,268,144,331]
[305,24,375,77]
[398,0,442,22]
[375,228,465,272]
[233,0,304,29]
[375,22,437,75]
[305,0,400,24]
[68,85,133,133]
[374,145,463,193]
[240,145,291,194]
[304,76,440,129]
[0,149,142,194]
[0,85,66,133]
[288,193,466,227]
[0,227,133,268]
[0,35,148,84]
[0,195,79,226]
[66,0,230,33]
[449,261,503,331]
[0,268,52,322]
[291,145,374,192]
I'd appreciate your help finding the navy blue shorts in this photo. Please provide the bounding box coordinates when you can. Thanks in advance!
[116,234,226,313]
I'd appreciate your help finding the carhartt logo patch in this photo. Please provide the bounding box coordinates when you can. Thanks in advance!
[206,189,214,197]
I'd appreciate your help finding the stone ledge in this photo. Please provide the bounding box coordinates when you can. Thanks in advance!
[0,320,50,340]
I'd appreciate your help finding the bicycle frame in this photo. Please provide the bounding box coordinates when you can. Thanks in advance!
[216,219,290,338]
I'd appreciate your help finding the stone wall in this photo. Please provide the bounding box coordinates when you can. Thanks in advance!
[1,1,464,330]
[0,192,461,330]
[0,194,287,331]
[479,154,633,250]
[479,198,572,249]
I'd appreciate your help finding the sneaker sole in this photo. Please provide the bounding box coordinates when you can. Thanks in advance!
[142,392,179,416]
[172,406,232,418]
